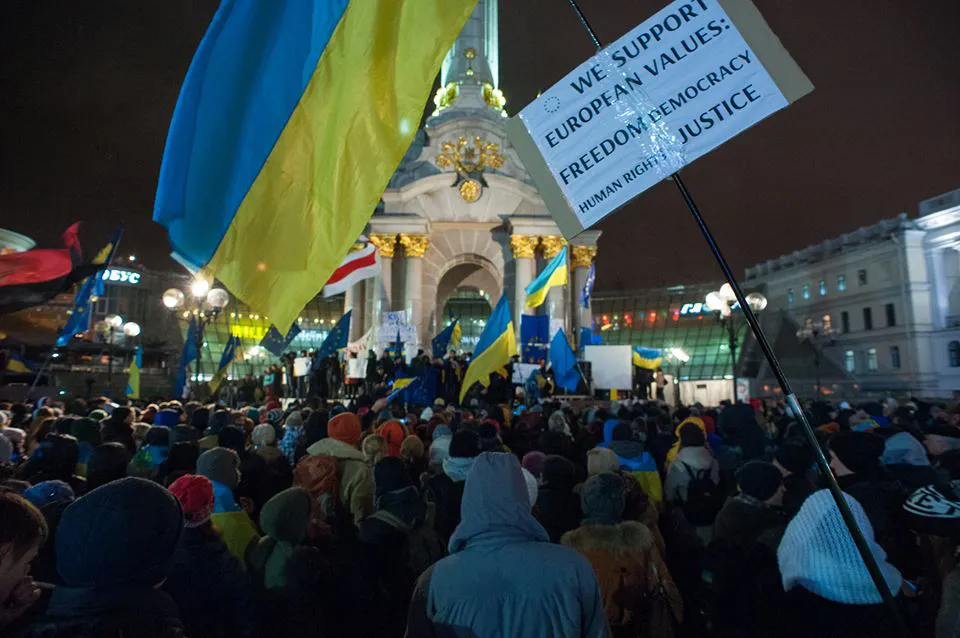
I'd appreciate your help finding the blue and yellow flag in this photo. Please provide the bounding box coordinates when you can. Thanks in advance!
[154,0,478,332]
[260,323,302,358]
[175,317,199,399]
[525,246,569,309]
[5,352,32,375]
[633,347,663,370]
[549,329,580,393]
[209,335,239,394]
[125,345,142,399]
[56,228,123,348]
[459,295,516,403]
[432,319,460,358]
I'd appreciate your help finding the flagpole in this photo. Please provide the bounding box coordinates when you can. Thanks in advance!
[563,2,906,633]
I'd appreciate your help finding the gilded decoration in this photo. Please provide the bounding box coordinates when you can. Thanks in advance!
[435,136,505,203]
[570,245,598,269]
[368,233,396,258]
[539,235,567,259]
[510,235,537,259]
[398,233,430,258]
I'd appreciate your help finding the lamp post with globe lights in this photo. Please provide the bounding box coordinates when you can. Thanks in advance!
[796,318,835,399]
[162,277,230,384]
[97,314,140,388]
[705,284,767,402]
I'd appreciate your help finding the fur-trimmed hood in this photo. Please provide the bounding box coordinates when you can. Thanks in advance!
[561,520,655,554]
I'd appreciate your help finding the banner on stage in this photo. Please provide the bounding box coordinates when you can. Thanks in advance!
[293,357,312,378]
[506,0,813,238]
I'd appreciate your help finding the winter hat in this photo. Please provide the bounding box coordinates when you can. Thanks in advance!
[285,411,304,428]
[587,447,621,476]
[902,484,960,537]
[86,442,132,491]
[829,431,884,474]
[379,420,406,457]
[373,457,412,499]
[778,489,901,604]
[775,442,814,475]
[190,407,210,430]
[680,422,706,447]
[328,412,361,446]
[153,409,180,428]
[196,447,241,489]
[434,398,446,408]
[522,468,538,508]
[260,487,312,544]
[881,431,930,467]
[521,451,547,478]
[57,477,183,588]
[420,407,434,422]
[252,423,277,447]
[132,423,151,443]
[736,461,783,502]
[581,473,626,526]
[541,455,577,490]
[264,408,284,428]
[168,474,214,528]
[611,423,633,441]
[144,426,170,448]
[71,418,101,446]
[172,425,201,444]
[23,480,75,509]
[449,430,481,459]
[217,426,246,455]
[400,435,424,459]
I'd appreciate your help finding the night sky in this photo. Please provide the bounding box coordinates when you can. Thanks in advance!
[1,0,958,293]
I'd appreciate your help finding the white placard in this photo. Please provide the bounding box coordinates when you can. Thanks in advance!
[293,357,311,378]
[506,0,812,238]
[584,345,633,390]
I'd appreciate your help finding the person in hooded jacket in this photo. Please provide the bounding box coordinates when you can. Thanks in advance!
[196,447,261,565]
[406,452,610,637]
[84,442,130,491]
[306,412,373,529]
[247,487,313,590]
[882,429,938,490]
[423,429,481,547]
[165,474,253,638]
[562,473,683,638]
[24,477,185,638]
[773,441,815,518]
[428,424,452,472]
[664,423,721,519]
[18,434,85,495]
[599,420,663,507]
[535,455,583,543]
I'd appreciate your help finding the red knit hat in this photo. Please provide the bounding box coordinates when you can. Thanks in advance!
[168,474,214,528]
[328,412,361,446]
[378,420,407,457]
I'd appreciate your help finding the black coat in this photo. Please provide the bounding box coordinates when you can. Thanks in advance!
[780,586,902,638]
[534,486,582,543]
[22,586,184,638]
[163,526,253,638]
[423,472,464,547]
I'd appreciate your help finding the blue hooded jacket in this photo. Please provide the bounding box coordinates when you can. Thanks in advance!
[407,452,610,637]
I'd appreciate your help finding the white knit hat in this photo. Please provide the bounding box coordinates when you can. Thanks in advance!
[778,489,901,604]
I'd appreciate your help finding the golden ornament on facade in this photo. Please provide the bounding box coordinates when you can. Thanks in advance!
[570,245,598,269]
[509,235,538,259]
[539,235,567,259]
[368,233,397,258]
[435,136,504,174]
[399,233,430,258]
[432,82,459,115]
[482,83,506,112]
[458,179,482,203]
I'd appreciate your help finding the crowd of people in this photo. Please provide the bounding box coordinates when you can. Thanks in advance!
[1,385,960,637]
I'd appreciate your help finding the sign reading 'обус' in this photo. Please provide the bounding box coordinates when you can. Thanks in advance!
[506,0,813,239]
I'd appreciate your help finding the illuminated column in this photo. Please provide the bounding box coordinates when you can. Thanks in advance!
[571,244,598,345]
[367,233,396,333]
[540,235,568,338]
[399,233,430,353]
[343,243,366,341]
[510,234,538,335]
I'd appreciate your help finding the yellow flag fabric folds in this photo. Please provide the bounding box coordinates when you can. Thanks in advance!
[155,0,478,332]
[459,295,516,403]
[525,246,569,309]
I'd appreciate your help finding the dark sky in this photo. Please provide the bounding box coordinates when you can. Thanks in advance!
[1,0,959,293]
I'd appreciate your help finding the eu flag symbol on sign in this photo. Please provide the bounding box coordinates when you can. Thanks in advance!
[153,0,479,332]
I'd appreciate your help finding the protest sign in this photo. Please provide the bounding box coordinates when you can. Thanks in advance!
[506,0,813,238]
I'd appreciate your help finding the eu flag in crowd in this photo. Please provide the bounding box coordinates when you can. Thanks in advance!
[432,318,460,358]
[175,317,199,398]
[549,329,580,393]
[56,227,123,348]
[312,310,351,370]
[388,368,438,405]
[520,315,549,362]
[260,323,302,357]
[153,0,478,332]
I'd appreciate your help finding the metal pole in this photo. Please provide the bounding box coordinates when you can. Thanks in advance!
[107,327,114,387]
[728,318,738,402]
[563,2,907,633]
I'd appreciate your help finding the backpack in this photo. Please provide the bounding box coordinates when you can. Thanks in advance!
[679,462,723,526]
[370,501,446,576]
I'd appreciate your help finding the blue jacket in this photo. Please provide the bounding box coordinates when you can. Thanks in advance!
[599,420,663,505]
[406,452,610,637]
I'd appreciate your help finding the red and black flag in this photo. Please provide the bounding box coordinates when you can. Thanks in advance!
[0,223,101,316]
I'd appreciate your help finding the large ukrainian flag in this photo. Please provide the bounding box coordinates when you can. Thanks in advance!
[525,246,568,309]
[460,295,516,403]
[154,0,478,332]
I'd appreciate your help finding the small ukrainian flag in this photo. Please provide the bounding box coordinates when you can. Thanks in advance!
[525,246,568,309]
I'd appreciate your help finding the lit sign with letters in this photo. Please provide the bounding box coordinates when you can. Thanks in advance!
[101,269,141,285]
[680,303,706,316]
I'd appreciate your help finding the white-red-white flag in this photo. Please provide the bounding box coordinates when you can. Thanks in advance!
[322,244,380,298]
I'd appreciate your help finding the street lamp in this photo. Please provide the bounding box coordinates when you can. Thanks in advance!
[98,315,140,389]
[706,285,766,402]
[162,278,230,386]
[796,318,835,399]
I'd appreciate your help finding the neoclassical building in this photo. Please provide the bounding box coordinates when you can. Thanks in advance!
[345,0,600,351]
